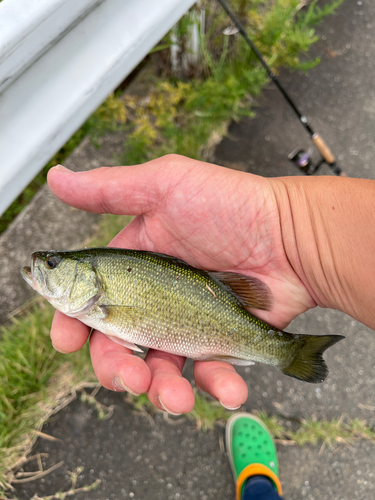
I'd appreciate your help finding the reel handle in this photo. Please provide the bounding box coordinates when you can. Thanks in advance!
[312,133,335,164]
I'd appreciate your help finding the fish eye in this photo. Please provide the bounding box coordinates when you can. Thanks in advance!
[45,257,59,269]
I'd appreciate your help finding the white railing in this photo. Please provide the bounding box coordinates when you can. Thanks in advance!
[0,0,196,216]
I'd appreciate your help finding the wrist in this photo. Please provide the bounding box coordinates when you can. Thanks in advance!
[269,175,375,328]
[269,176,330,308]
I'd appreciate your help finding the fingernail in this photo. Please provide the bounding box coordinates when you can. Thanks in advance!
[112,376,141,396]
[53,164,72,173]
[52,342,70,354]
[158,396,182,416]
[219,400,241,411]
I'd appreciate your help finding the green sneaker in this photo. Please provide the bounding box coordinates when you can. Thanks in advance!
[226,413,282,500]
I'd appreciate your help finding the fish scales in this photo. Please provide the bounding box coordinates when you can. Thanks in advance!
[91,250,275,363]
[21,248,344,383]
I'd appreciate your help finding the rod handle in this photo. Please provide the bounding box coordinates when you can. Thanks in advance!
[312,133,335,164]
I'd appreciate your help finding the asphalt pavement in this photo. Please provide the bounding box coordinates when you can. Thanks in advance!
[5,0,375,498]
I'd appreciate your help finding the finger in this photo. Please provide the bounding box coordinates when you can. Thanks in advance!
[145,350,195,415]
[194,361,248,410]
[89,330,151,396]
[47,155,192,216]
[51,310,90,353]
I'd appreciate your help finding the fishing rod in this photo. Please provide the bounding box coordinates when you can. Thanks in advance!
[216,0,343,176]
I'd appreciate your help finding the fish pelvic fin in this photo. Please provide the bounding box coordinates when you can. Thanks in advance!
[282,334,344,383]
[106,335,144,353]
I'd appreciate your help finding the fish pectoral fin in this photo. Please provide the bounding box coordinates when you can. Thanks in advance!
[199,354,255,366]
[208,271,273,311]
[100,305,139,326]
[106,335,144,353]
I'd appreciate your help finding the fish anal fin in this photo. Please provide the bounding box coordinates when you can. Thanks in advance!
[106,335,144,353]
[282,334,344,383]
[209,271,273,311]
[199,354,255,366]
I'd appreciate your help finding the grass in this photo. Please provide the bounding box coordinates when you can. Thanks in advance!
[124,391,375,447]
[0,303,55,466]
[0,0,349,490]
[0,300,95,488]
[5,466,101,500]
[125,390,232,431]
[88,214,133,247]
[0,212,130,488]
[113,0,345,167]
[0,227,113,490]
[187,392,232,431]
[256,411,375,447]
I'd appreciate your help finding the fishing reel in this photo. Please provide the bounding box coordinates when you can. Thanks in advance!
[217,0,344,178]
[288,133,343,176]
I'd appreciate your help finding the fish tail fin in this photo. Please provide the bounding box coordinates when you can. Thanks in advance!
[282,334,344,383]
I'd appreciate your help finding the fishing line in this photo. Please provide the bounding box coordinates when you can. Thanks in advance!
[216,0,343,176]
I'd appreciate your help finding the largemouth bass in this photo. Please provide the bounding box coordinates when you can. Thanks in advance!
[21,248,343,383]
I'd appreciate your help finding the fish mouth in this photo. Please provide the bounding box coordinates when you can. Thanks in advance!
[20,266,33,287]
[20,253,44,291]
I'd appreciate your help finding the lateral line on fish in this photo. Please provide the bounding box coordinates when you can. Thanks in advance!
[206,284,218,298]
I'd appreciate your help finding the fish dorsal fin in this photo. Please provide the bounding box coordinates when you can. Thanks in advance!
[208,271,273,311]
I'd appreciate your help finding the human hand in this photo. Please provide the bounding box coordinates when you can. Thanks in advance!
[47,155,316,414]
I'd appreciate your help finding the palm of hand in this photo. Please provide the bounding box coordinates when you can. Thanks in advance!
[111,157,314,328]
[48,155,315,414]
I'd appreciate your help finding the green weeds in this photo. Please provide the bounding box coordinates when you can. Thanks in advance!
[125,392,375,447]
[291,416,375,447]
[125,391,230,431]
[298,0,345,27]
[120,0,345,165]
[80,387,114,421]
[88,214,133,247]
[126,391,231,431]
[187,392,231,431]
[0,301,95,486]
[0,303,57,456]
[4,466,100,500]
[249,411,375,447]
[124,389,375,447]
[0,210,126,485]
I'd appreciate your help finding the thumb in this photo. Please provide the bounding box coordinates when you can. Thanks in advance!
[47,156,185,215]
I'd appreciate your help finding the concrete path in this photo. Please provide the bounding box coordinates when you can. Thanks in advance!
[8,0,375,498]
